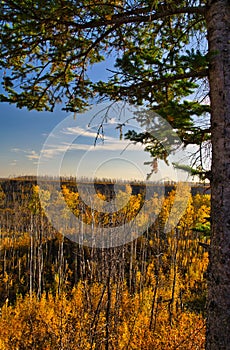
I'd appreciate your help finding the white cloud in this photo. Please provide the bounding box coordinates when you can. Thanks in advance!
[62,126,97,138]
[107,117,117,125]
[11,148,40,164]
[39,135,146,159]
[26,150,40,161]
[11,136,145,166]
[11,148,22,153]
[9,160,18,166]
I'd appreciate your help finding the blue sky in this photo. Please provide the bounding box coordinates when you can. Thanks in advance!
[0,102,67,177]
[0,61,190,182]
[0,101,186,181]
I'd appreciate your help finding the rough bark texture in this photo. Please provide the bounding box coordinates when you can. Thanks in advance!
[206,1,230,349]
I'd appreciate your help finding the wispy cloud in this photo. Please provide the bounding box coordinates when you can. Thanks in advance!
[39,138,143,160]
[107,117,117,125]
[26,150,40,161]
[26,151,40,165]
[11,148,40,164]
[40,144,72,159]
[9,160,18,166]
[11,135,145,164]
[11,148,22,153]
[62,126,97,138]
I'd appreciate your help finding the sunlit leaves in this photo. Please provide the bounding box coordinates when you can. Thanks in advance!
[0,178,210,349]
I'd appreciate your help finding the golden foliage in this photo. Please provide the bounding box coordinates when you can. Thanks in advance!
[0,183,210,349]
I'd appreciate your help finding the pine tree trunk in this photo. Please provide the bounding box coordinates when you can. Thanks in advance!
[206,1,230,348]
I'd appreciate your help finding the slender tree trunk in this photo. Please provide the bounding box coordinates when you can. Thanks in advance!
[105,269,111,350]
[129,241,133,293]
[29,214,33,299]
[206,1,230,349]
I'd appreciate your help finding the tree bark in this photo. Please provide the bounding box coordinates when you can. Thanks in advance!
[206,1,230,349]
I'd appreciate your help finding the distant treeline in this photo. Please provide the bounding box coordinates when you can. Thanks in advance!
[0,176,210,202]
